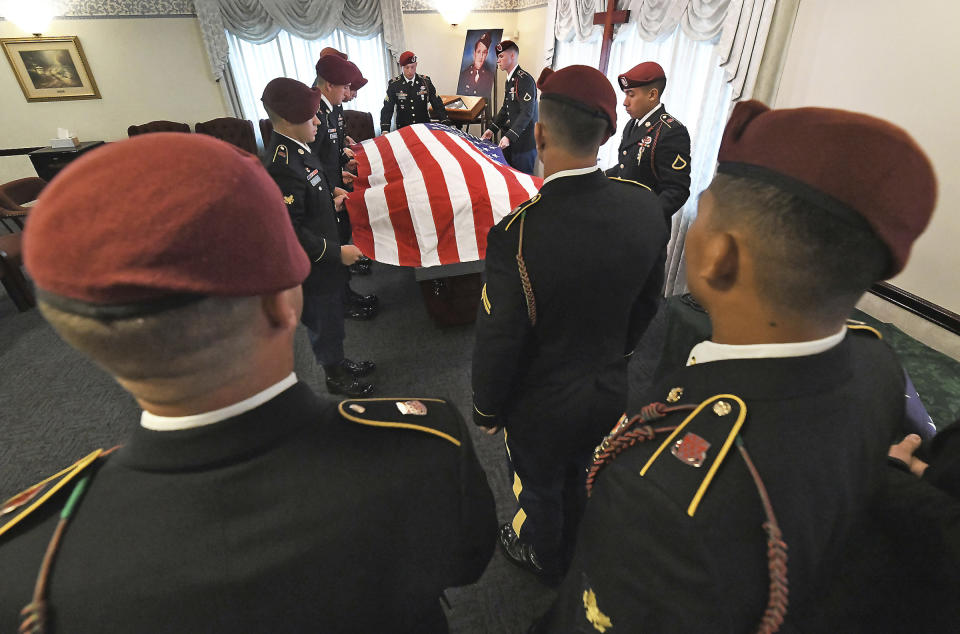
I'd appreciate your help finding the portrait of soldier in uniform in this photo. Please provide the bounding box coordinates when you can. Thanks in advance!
[457,29,502,98]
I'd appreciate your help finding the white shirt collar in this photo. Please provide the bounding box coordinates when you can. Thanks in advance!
[541,166,600,186]
[320,93,333,112]
[506,65,518,82]
[275,131,311,154]
[140,373,298,431]
[686,328,847,366]
[634,102,664,128]
[405,74,416,85]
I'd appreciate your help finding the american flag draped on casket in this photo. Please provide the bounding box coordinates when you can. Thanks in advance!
[344,123,542,267]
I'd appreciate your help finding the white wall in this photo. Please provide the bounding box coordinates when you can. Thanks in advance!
[776,0,960,313]
[0,17,229,183]
[401,7,548,113]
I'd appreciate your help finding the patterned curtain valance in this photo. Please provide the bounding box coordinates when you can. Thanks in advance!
[544,0,776,100]
[194,0,406,80]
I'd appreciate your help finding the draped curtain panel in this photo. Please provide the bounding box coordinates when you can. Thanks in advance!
[194,0,406,81]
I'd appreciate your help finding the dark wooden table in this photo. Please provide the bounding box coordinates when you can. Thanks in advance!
[28,141,105,182]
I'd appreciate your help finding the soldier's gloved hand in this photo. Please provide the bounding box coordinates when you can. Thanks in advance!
[340,244,362,265]
[481,129,494,141]
[498,136,511,149]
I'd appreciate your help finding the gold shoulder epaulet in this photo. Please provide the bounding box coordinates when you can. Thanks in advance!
[608,176,652,191]
[338,398,462,447]
[1,449,106,538]
[639,394,747,517]
[504,193,541,232]
[846,320,882,339]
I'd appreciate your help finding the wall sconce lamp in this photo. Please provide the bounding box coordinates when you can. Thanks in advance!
[432,0,475,27]
[0,0,59,37]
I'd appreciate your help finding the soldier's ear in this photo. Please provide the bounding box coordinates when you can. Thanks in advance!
[534,122,545,153]
[261,287,302,331]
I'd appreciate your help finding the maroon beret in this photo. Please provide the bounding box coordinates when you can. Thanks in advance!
[353,74,368,90]
[538,65,618,141]
[261,77,323,124]
[399,51,417,66]
[496,40,518,55]
[315,54,354,85]
[717,100,937,277]
[24,133,309,314]
[319,46,348,60]
[476,33,492,50]
[617,61,665,90]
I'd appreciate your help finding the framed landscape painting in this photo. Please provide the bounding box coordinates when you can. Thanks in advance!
[2,36,100,102]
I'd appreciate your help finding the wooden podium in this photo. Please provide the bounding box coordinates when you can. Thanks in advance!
[435,96,487,134]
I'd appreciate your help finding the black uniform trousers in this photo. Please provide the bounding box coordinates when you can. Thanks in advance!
[0,383,497,633]
[472,170,667,576]
[536,332,908,632]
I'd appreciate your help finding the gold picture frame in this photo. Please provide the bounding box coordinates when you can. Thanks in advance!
[2,36,100,102]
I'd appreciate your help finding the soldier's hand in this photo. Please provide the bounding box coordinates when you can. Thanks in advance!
[334,194,347,211]
[346,158,358,171]
[480,425,501,436]
[498,136,511,149]
[888,434,929,477]
[342,171,355,185]
[344,147,355,159]
[481,129,494,141]
[334,187,348,199]
[340,244,363,265]
[345,135,356,146]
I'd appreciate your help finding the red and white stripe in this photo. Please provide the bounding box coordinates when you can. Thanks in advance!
[346,124,542,267]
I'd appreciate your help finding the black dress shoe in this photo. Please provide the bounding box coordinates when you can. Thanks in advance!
[341,358,376,378]
[498,523,560,586]
[344,304,376,320]
[346,287,379,310]
[325,373,374,397]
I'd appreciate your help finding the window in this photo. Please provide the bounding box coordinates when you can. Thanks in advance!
[226,29,394,143]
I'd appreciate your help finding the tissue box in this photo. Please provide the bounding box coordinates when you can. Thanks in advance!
[51,136,81,149]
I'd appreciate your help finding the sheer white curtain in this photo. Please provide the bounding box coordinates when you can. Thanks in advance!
[554,25,732,294]
[227,30,394,145]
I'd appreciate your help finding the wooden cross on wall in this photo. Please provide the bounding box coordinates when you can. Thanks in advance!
[593,0,630,75]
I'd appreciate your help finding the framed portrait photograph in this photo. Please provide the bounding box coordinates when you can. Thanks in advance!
[2,36,100,102]
[457,29,503,99]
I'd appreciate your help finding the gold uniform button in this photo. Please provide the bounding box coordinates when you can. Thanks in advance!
[622,150,627,155]
[644,121,651,127]
[619,163,624,169]
[713,401,732,416]
[666,387,683,403]
[297,149,304,155]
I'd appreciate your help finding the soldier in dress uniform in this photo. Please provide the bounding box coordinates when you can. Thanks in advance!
[0,132,497,633]
[458,32,494,98]
[379,51,450,133]
[605,61,691,222]
[535,101,939,632]
[262,77,375,396]
[472,65,668,582]
[315,50,378,311]
[481,40,539,175]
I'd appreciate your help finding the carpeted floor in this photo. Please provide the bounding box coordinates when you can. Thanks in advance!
[0,262,668,634]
